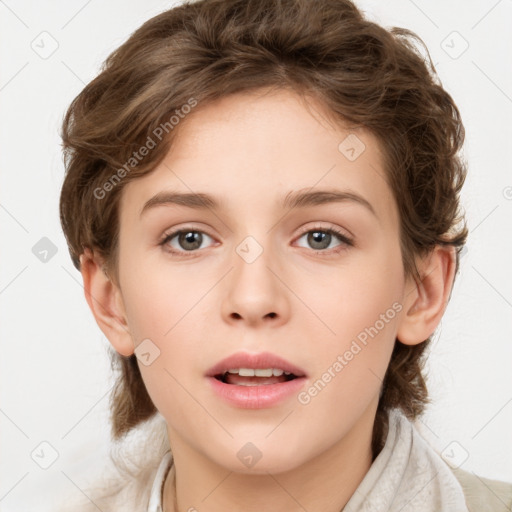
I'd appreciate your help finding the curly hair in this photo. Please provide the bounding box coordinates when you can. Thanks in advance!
[59,0,467,457]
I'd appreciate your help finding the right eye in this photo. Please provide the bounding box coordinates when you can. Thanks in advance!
[159,229,216,255]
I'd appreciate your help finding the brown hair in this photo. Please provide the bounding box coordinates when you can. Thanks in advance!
[59,0,467,456]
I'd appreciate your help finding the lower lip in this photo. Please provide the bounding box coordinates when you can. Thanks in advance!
[207,376,307,409]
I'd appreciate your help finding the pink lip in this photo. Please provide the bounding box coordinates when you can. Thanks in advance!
[207,376,307,409]
[205,351,308,409]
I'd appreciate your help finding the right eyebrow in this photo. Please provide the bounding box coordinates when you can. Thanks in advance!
[140,192,218,217]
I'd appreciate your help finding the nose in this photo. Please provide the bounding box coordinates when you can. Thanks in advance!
[221,239,290,328]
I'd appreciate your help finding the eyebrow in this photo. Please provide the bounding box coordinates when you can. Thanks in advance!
[140,189,377,218]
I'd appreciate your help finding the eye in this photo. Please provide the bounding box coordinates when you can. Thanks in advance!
[159,229,215,254]
[295,226,353,252]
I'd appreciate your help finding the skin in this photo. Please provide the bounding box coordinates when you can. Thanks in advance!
[81,88,456,512]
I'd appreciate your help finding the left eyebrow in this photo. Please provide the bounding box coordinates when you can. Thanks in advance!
[140,189,377,218]
[282,189,377,218]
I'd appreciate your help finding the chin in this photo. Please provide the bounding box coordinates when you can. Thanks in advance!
[211,444,307,476]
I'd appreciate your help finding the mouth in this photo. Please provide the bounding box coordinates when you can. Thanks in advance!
[214,368,301,386]
[206,351,307,385]
[206,352,308,409]
[206,354,308,409]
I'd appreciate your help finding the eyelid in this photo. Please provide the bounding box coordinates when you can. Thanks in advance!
[295,223,353,241]
[158,222,216,244]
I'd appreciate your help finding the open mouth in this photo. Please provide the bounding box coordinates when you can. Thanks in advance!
[214,369,299,386]
[208,362,307,408]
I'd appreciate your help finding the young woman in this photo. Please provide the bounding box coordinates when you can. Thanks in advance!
[58,0,512,510]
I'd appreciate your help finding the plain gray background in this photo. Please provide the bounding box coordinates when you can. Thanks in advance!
[1,0,511,510]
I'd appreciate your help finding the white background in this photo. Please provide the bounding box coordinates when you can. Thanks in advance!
[1,0,511,510]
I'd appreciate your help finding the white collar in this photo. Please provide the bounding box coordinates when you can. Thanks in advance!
[147,450,173,512]
[343,409,469,511]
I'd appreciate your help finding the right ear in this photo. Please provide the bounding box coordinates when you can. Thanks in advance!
[79,248,134,356]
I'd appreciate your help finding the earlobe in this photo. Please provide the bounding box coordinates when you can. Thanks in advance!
[397,245,457,346]
[79,248,134,356]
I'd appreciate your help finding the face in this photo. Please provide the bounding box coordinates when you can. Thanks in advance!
[115,88,409,474]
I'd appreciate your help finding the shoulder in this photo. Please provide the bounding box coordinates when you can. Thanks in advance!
[57,463,160,512]
[450,466,512,512]
[57,462,163,512]
[56,416,170,512]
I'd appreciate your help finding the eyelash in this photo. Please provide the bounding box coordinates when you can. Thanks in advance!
[158,225,354,258]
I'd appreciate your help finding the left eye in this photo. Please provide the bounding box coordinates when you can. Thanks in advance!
[295,228,351,251]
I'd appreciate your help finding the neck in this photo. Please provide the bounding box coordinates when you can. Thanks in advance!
[164,403,378,512]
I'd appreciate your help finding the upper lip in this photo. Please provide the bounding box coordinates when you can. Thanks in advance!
[206,351,308,378]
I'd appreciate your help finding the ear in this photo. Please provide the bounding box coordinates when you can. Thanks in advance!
[79,248,134,356]
[397,245,457,346]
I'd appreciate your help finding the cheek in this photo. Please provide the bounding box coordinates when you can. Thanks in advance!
[119,251,207,342]
[292,278,401,454]
[298,288,400,408]
[118,254,215,409]
[293,247,404,404]
[295,245,404,345]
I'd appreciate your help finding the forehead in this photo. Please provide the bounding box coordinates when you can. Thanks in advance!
[120,88,397,229]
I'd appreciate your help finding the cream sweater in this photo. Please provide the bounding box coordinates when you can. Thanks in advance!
[62,410,512,511]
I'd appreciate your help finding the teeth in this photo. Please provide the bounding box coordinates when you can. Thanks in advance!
[255,368,272,377]
[225,368,287,377]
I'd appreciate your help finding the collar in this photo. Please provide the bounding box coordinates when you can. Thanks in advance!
[147,450,173,512]
[343,408,469,511]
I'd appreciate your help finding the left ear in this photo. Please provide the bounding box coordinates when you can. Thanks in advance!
[397,245,457,346]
